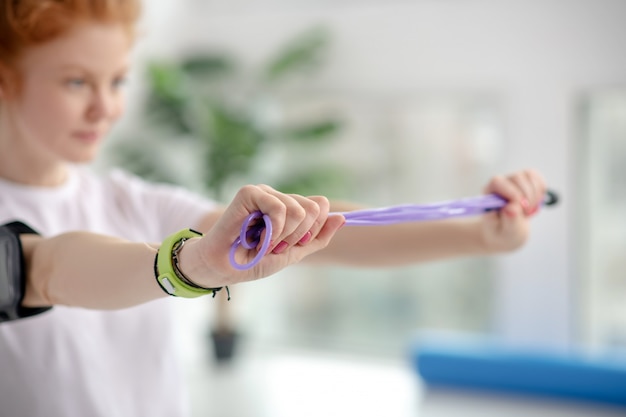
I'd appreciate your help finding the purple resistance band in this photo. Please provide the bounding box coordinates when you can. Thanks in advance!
[229,191,558,270]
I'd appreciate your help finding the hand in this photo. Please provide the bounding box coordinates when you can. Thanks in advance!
[479,169,547,253]
[180,184,345,287]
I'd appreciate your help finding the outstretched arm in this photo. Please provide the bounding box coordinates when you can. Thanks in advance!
[306,169,547,266]
[19,184,345,310]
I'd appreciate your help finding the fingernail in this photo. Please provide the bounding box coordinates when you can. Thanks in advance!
[529,205,540,216]
[520,198,529,209]
[521,198,536,215]
[272,241,289,254]
[298,231,312,245]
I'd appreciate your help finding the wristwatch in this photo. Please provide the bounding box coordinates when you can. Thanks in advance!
[155,228,221,298]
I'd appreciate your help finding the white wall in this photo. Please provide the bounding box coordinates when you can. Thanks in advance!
[134,0,626,350]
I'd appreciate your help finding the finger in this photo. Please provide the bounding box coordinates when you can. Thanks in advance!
[502,198,524,220]
[290,213,345,257]
[521,170,539,208]
[512,169,549,215]
[254,184,306,242]
[233,184,288,243]
[266,213,345,272]
[484,175,523,203]
[255,185,321,252]
[519,169,544,208]
[508,172,535,213]
[230,184,315,256]
[296,195,330,246]
[484,173,535,219]
[525,169,547,208]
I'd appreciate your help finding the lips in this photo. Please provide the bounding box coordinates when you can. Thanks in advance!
[73,131,101,143]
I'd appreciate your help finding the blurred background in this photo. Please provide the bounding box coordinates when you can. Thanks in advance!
[97,0,626,416]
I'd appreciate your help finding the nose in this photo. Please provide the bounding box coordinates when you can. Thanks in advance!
[86,86,122,123]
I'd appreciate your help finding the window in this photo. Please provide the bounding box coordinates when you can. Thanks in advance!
[579,90,626,350]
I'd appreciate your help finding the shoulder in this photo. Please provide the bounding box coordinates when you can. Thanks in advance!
[102,168,215,205]
[92,168,218,231]
[101,168,156,189]
[85,167,176,198]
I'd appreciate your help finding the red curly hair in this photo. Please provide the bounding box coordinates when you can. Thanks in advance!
[0,0,141,92]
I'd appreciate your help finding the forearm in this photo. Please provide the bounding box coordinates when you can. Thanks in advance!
[21,233,165,310]
[307,192,538,267]
[308,217,487,267]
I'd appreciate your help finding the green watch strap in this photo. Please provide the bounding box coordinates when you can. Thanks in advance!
[156,228,216,298]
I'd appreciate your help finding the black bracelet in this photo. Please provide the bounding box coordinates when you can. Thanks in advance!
[153,241,230,300]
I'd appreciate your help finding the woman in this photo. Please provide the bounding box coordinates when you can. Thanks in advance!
[0,1,546,416]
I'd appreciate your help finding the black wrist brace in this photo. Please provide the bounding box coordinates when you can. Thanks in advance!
[0,221,52,322]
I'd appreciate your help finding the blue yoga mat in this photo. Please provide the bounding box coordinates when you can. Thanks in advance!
[411,335,626,406]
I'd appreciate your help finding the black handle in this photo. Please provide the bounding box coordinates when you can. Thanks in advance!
[544,189,559,206]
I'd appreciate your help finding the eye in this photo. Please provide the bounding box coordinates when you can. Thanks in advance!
[65,78,86,89]
[112,76,127,90]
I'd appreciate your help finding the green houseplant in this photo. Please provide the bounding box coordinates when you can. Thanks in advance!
[107,26,349,361]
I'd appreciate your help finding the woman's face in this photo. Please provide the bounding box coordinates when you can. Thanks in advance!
[1,22,132,164]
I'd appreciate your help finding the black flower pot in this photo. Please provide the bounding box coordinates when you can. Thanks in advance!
[210,328,239,362]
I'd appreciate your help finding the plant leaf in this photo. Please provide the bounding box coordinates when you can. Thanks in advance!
[264,26,330,83]
[181,53,236,80]
[273,166,348,197]
[145,62,191,134]
[202,104,266,195]
[282,120,342,142]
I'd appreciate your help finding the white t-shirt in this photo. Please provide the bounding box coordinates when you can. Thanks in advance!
[0,166,216,417]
